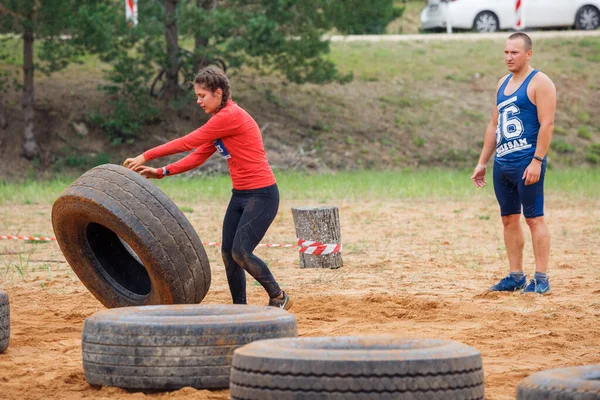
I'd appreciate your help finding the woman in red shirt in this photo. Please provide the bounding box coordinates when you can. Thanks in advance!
[124,67,292,310]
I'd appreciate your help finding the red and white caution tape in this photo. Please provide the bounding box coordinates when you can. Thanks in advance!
[298,239,342,255]
[1,235,342,255]
[0,235,296,249]
[0,235,57,242]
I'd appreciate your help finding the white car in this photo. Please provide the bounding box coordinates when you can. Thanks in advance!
[421,0,600,32]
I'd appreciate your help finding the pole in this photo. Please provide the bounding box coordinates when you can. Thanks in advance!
[125,0,138,26]
[515,0,525,30]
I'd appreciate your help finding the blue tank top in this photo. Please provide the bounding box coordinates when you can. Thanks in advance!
[494,70,540,165]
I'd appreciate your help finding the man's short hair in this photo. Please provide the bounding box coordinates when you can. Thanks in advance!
[508,32,532,51]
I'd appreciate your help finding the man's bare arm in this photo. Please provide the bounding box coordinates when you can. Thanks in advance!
[534,73,556,159]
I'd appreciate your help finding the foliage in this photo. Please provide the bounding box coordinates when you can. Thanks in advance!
[88,54,160,143]
[324,0,404,34]
[0,0,117,75]
[178,0,353,84]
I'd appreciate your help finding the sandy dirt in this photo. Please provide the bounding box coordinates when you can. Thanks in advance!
[1,195,599,399]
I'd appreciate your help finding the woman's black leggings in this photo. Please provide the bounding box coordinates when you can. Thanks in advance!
[221,183,281,304]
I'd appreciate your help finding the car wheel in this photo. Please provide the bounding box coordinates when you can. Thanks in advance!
[575,5,600,30]
[473,11,499,33]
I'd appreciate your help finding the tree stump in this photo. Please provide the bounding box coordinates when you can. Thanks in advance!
[291,206,342,269]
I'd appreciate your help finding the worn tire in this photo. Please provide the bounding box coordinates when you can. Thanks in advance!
[0,290,9,352]
[230,336,485,399]
[52,164,211,308]
[82,304,297,390]
[517,364,600,400]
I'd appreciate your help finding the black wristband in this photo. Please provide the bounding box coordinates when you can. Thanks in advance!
[533,155,543,162]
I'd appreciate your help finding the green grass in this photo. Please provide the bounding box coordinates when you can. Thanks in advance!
[1,169,599,205]
[329,37,600,83]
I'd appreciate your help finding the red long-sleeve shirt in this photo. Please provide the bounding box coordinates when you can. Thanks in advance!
[143,100,276,190]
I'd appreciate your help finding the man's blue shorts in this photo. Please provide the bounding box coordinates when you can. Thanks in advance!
[492,160,547,218]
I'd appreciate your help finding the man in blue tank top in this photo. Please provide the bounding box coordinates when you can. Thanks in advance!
[471,33,556,295]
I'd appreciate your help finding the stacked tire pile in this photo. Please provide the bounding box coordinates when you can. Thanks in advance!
[51,165,300,390]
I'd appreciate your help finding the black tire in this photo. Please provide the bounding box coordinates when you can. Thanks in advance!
[51,164,211,308]
[230,336,485,399]
[575,6,600,30]
[473,11,499,33]
[82,304,298,390]
[517,364,600,400]
[0,290,9,352]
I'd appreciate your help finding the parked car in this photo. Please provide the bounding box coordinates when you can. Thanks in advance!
[421,0,600,32]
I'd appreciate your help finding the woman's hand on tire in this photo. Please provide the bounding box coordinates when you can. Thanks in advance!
[135,166,159,179]
[123,155,146,170]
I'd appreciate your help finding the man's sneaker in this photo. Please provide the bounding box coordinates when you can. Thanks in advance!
[268,291,293,310]
[522,279,551,295]
[488,274,527,292]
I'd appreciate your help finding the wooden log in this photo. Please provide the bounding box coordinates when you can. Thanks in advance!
[291,206,342,269]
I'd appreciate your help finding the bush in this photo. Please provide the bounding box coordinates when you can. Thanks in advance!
[551,140,575,154]
[88,56,160,144]
[577,126,592,140]
[587,152,600,164]
[588,143,600,162]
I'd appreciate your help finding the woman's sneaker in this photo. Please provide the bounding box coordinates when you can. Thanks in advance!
[522,279,551,295]
[488,275,527,292]
[268,291,293,310]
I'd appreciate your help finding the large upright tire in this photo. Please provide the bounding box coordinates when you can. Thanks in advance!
[517,364,600,399]
[52,164,211,308]
[230,336,485,399]
[82,304,298,390]
[0,290,9,352]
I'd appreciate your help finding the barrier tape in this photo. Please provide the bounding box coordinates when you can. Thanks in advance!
[0,235,342,255]
[1,235,342,255]
[0,235,57,242]
[1,236,294,248]
[298,239,342,255]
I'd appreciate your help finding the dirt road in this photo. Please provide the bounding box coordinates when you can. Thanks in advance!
[330,29,600,42]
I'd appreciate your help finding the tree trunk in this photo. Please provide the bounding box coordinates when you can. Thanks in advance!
[0,93,7,129]
[163,0,181,99]
[291,206,343,269]
[22,21,38,159]
[194,0,216,71]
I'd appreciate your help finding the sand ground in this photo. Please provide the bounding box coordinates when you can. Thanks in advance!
[1,196,599,399]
